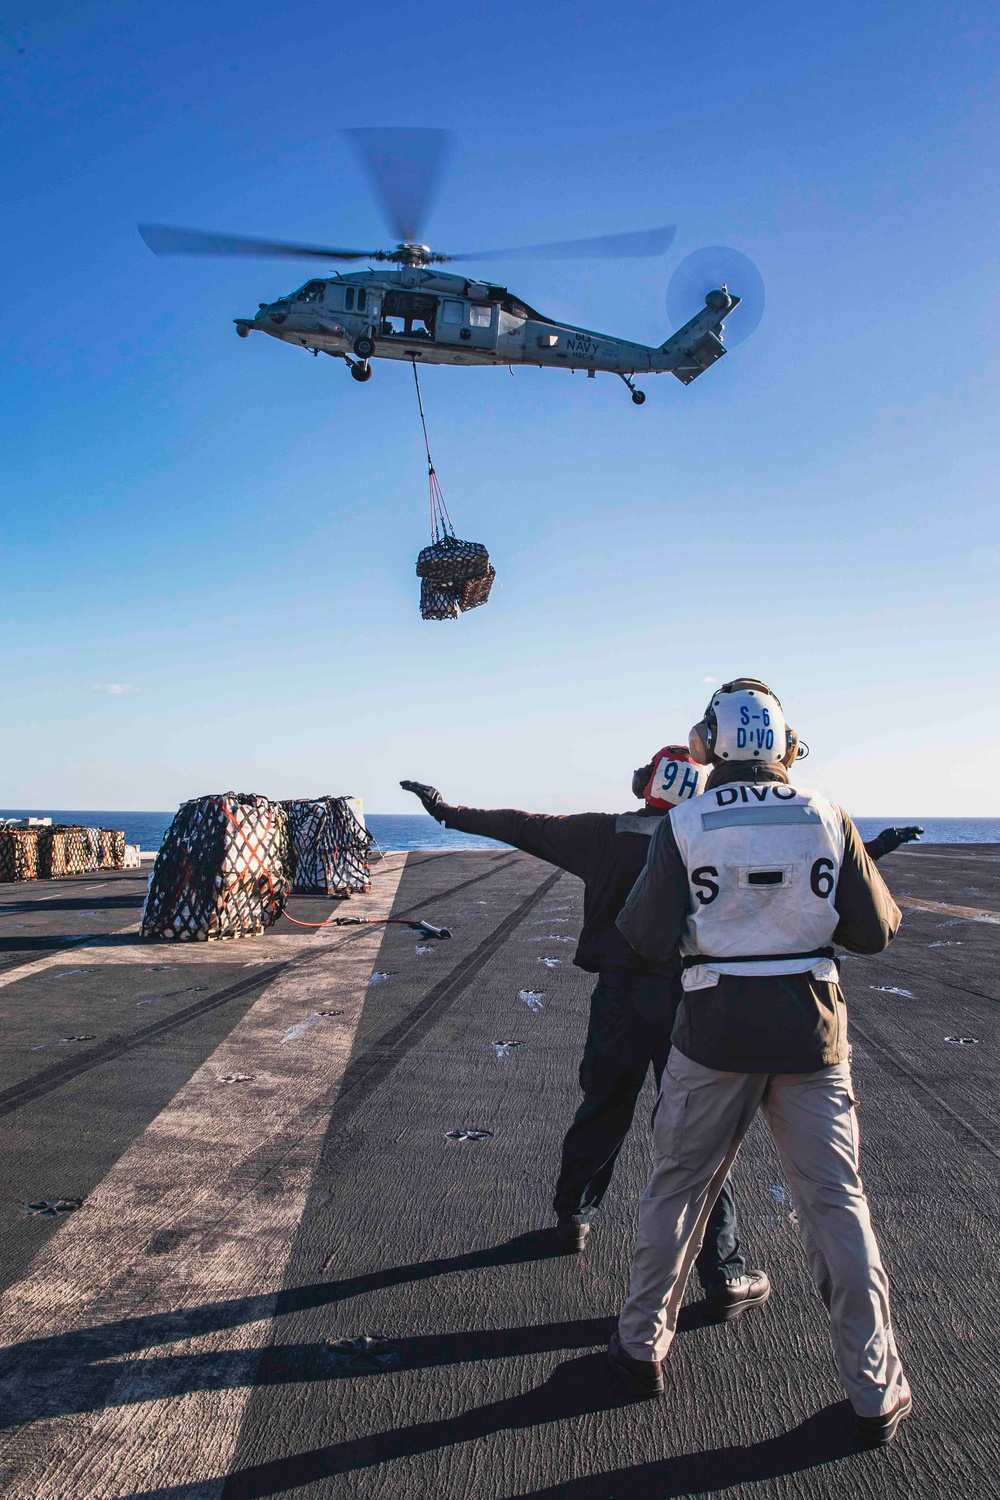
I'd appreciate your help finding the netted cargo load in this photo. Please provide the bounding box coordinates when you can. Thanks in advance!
[38,825,100,879]
[141,793,289,941]
[417,539,495,621]
[419,577,461,621]
[99,828,126,869]
[458,568,496,612]
[281,796,373,897]
[0,826,39,883]
[416,536,491,583]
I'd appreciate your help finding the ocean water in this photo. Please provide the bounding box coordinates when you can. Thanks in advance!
[1,809,998,853]
[0,809,505,853]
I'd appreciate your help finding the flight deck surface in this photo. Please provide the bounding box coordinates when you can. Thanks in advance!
[0,845,997,1498]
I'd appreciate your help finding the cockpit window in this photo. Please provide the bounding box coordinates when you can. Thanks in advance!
[296,280,326,303]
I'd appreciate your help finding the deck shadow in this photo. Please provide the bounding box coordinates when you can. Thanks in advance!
[498,1397,861,1499]
[122,1365,857,1500]
[0,1231,569,1426]
[0,895,144,915]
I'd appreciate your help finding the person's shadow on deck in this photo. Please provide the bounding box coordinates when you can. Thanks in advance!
[0,1228,724,1431]
[0,1231,574,1425]
[0,1227,861,1498]
[124,1358,857,1499]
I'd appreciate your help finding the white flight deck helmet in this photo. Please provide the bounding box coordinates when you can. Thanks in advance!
[688,678,806,767]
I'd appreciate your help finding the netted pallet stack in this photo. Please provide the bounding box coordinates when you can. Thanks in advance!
[281,796,373,897]
[99,828,126,869]
[141,793,290,941]
[38,825,100,879]
[0,827,40,883]
[416,536,496,621]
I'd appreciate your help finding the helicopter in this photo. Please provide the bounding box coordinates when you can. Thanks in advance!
[140,130,764,406]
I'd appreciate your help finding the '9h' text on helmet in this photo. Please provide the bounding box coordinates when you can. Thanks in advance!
[632,746,710,810]
[688,679,807,767]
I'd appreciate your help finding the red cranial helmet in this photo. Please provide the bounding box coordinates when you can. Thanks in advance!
[632,746,710,811]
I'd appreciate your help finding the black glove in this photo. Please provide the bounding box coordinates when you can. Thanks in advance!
[400,780,446,822]
[869,825,924,859]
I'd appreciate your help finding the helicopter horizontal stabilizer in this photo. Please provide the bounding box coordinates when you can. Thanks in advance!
[659,297,738,384]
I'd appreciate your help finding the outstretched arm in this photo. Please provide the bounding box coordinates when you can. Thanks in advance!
[863,826,924,862]
[399,780,605,880]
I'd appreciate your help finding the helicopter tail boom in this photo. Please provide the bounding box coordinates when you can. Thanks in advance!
[657,292,740,385]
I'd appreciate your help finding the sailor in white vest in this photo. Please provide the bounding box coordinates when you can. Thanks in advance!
[607,679,911,1449]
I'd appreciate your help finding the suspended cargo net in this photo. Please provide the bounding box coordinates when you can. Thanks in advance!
[38,825,100,879]
[0,827,39,883]
[141,793,289,942]
[281,796,373,897]
[411,362,496,621]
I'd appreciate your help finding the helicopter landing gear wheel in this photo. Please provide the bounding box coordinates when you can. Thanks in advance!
[350,360,373,383]
[619,371,646,406]
[353,335,375,359]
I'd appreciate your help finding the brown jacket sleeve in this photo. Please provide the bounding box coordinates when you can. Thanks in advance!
[615,814,691,961]
[833,810,902,953]
[439,805,607,883]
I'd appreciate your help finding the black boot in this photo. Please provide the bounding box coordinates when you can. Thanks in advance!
[555,1217,590,1254]
[606,1331,664,1398]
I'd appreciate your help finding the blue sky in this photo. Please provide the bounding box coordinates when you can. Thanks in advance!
[2,0,998,815]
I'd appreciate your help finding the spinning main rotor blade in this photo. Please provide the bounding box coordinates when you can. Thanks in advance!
[666,245,765,346]
[447,226,676,263]
[342,127,455,245]
[138,224,380,261]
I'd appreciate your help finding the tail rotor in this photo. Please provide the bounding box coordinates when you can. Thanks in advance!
[667,246,766,346]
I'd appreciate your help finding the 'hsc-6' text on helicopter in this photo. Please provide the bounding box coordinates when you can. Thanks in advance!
[140,130,764,406]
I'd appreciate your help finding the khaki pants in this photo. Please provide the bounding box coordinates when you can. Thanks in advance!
[617,1050,909,1418]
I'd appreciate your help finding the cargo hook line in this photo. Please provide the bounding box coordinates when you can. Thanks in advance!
[279,909,452,938]
[412,360,454,542]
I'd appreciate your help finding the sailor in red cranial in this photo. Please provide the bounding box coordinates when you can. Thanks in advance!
[401,747,773,1317]
[607,678,912,1449]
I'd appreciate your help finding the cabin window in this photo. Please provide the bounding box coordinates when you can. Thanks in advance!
[296,280,326,304]
[468,304,493,328]
[344,286,355,310]
[442,300,464,325]
[357,287,367,312]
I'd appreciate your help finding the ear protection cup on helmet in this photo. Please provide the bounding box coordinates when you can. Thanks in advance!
[781,726,800,767]
[632,762,654,799]
[688,720,711,765]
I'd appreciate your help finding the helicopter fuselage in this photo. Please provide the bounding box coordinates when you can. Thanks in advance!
[235,266,736,390]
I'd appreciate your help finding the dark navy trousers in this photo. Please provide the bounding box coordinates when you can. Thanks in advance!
[553,970,746,1290]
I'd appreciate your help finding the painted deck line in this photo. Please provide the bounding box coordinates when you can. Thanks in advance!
[0,866,410,1500]
[900,897,1000,924]
[0,923,142,988]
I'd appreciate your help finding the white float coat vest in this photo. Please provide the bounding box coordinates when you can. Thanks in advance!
[669,782,845,991]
